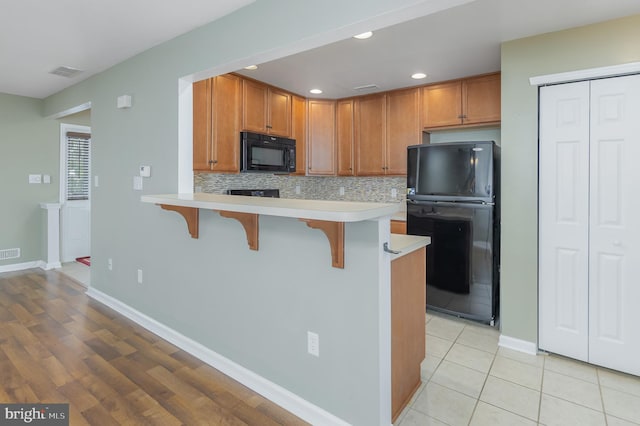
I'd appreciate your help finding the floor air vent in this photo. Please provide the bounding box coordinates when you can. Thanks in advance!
[0,248,20,260]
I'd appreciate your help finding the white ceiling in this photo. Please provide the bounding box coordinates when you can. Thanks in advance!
[236,0,640,99]
[0,0,254,99]
[2,0,640,100]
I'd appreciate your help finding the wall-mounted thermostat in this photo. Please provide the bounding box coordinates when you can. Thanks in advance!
[139,166,151,177]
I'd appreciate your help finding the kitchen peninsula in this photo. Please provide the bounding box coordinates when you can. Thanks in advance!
[139,193,429,425]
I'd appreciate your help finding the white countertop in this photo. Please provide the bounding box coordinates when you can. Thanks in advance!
[389,234,430,260]
[141,193,401,222]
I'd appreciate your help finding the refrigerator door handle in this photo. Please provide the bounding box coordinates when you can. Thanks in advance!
[409,200,494,208]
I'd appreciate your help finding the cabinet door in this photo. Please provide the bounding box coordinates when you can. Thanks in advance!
[336,99,354,176]
[268,88,292,137]
[391,247,426,422]
[355,94,386,176]
[463,73,501,125]
[242,79,268,133]
[390,220,406,234]
[212,74,241,173]
[193,79,213,171]
[307,100,336,175]
[386,88,421,175]
[291,95,307,175]
[422,81,462,128]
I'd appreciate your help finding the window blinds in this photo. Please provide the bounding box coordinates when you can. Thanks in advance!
[66,132,91,201]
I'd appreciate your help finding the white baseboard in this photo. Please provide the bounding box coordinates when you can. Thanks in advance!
[86,287,349,426]
[42,261,62,270]
[498,334,538,355]
[0,260,42,274]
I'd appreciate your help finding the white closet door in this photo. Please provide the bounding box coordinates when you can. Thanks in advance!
[588,74,640,375]
[539,81,590,361]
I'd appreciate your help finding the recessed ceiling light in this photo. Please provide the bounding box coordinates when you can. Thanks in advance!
[309,89,323,94]
[353,31,373,40]
[411,73,427,80]
[244,65,258,70]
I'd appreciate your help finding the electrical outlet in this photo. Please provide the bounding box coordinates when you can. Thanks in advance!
[28,174,42,184]
[107,258,113,271]
[339,187,345,196]
[295,185,301,195]
[307,331,319,357]
[391,188,398,198]
[137,269,143,284]
[94,176,99,187]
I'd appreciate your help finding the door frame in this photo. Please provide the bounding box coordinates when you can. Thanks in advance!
[531,61,640,354]
[59,123,92,263]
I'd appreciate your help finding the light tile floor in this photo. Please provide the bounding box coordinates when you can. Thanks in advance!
[396,312,640,426]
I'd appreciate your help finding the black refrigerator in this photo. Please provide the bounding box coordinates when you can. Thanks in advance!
[406,141,500,325]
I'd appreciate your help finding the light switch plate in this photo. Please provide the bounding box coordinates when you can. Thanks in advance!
[43,174,51,184]
[133,176,143,190]
[28,174,42,184]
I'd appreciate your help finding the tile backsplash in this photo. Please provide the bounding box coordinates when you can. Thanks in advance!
[194,173,407,204]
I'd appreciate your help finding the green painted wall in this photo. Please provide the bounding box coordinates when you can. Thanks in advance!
[0,94,58,266]
[40,0,452,423]
[500,14,640,343]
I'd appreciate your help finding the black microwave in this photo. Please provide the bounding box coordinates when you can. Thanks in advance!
[240,131,296,173]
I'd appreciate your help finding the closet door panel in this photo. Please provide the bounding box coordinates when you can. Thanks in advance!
[588,74,640,376]
[538,81,590,361]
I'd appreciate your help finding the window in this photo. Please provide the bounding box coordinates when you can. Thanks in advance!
[66,132,91,201]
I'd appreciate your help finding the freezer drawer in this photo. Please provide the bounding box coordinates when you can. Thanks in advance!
[407,200,498,324]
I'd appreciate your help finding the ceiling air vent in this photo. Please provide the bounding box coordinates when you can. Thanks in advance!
[49,66,83,78]
[353,84,379,92]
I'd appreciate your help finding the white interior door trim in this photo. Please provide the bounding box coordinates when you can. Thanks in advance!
[60,123,92,263]
[530,61,640,86]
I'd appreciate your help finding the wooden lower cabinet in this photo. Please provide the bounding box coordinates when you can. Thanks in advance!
[390,220,407,234]
[391,247,426,422]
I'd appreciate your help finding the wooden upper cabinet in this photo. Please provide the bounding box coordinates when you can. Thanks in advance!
[463,73,501,125]
[355,94,386,176]
[241,78,291,137]
[193,74,241,173]
[291,95,307,175]
[336,99,355,176]
[193,79,212,172]
[422,81,462,128]
[268,88,292,136]
[422,72,501,129]
[307,100,336,176]
[386,88,421,175]
[212,74,241,172]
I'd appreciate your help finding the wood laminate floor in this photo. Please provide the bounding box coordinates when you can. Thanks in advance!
[0,268,308,425]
